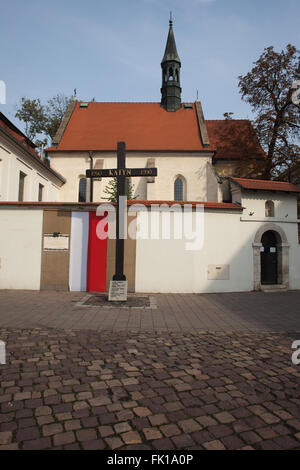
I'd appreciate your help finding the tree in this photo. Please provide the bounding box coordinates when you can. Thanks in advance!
[15,93,72,147]
[238,44,300,179]
[15,97,47,142]
[103,178,137,202]
[44,94,72,140]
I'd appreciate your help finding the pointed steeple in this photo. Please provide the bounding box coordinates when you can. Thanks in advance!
[161,14,181,63]
[160,15,182,112]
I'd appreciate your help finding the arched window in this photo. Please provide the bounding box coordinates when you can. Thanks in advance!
[265,200,275,217]
[78,178,87,202]
[169,67,174,81]
[174,177,184,201]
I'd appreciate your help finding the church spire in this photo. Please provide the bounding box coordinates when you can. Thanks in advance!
[160,15,182,112]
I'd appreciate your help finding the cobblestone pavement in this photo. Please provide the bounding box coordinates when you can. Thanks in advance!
[0,327,300,450]
[0,290,299,332]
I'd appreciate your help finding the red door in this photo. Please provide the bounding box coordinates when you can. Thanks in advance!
[86,212,108,292]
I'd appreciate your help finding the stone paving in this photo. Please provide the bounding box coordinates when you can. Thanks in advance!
[0,290,299,332]
[0,291,300,450]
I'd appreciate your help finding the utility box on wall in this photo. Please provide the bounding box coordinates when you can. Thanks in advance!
[207,264,230,280]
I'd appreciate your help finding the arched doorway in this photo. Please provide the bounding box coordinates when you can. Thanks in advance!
[261,231,278,285]
[252,223,290,290]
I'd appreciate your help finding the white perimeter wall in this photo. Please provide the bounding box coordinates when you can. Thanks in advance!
[135,209,300,293]
[241,191,298,220]
[0,204,298,293]
[0,209,43,289]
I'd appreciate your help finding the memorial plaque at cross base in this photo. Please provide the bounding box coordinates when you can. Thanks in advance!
[108,280,128,301]
[86,141,157,302]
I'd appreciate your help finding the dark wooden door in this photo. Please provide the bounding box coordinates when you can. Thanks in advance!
[261,231,278,285]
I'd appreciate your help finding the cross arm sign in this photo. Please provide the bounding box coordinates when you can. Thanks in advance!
[86,168,157,178]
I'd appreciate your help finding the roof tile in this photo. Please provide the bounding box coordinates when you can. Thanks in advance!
[0,201,242,210]
[207,119,265,160]
[231,177,300,193]
[47,102,265,160]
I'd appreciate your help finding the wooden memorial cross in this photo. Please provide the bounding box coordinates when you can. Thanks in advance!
[86,141,157,301]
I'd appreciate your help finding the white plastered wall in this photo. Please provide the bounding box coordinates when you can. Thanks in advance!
[135,201,300,293]
[0,134,61,202]
[240,190,300,290]
[241,190,298,220]
[0,209,43,289]
[49,151,216,203]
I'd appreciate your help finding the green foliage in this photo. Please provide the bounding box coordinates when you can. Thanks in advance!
[238,44,300,179]
[15,93,72,148]
[44,94,72,139]
[103,178,137,202]
[15,97,47,142]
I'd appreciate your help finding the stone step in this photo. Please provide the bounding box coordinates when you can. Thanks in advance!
[261,284,288,293]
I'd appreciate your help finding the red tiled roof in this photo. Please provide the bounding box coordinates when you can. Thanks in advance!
[127,200,242,210]
[231,177,300,193]
[0,112,66,183]
[48,102,208,152]
[0,201,243,210]
[207,119,265,160]
[47,102,265,160]
[0,112,39,159]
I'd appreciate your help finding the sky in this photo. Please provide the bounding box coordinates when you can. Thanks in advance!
[0,0,299,132]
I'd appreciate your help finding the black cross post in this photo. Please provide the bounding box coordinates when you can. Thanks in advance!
[86,141,157,288]
[114,141,126,281]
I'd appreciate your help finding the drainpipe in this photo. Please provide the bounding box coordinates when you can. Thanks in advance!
[88,151,94,202]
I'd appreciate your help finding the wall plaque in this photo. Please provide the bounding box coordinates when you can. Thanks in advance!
[44,234,69,251]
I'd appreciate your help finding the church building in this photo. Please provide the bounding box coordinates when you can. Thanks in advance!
[46,18,265,204]
[0,19,299,294]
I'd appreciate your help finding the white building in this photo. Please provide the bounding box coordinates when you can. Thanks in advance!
[0,112,65,202]
[47,101,266,205]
